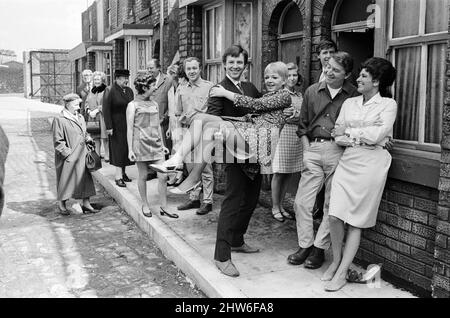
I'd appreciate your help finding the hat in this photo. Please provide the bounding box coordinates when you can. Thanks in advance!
[114,69,130,77]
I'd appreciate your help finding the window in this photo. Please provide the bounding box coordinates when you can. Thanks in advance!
[389,0,448,146]
[128,0,135,18]
[141,0,151,9]
[89,10,93,40]
[137,39,148,71]
[332,0,375,82]
[204,3,225,84]
[106,0,111,29]
[103,52,112,85]
[279,2,303,71]
[234,2,253,81]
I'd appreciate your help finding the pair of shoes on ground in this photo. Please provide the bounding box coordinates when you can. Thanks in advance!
[271,209,294,222]
[287,246,325,269]
[142,206,179,219]
[177,200,213,215]
[323,264,382,292]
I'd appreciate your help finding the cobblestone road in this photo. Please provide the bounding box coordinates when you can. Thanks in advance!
[0,96,205,298]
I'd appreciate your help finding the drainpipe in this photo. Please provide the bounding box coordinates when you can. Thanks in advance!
[160,0,164,68]
[304,0,312,89]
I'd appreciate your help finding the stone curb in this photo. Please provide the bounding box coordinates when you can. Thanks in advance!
[92,170,248,298]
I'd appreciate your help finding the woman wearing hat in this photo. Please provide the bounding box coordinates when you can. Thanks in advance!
[103,69,135,187]
[52,93,98,215]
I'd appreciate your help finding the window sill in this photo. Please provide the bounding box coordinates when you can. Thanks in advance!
[389,147,441,189]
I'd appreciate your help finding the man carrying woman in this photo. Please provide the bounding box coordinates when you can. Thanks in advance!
[151,46,293,277]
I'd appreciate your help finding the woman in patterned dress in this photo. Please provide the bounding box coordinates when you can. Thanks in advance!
[322,57,397,292]
[150,62,292,194]
[126,74,178,219]
[271,63,304,222]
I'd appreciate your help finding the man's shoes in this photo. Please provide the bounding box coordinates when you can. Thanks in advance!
[115,179,126,187]
[196,203,212,215]
[177,199,200,211]
[122,174,132,182]
[287,246,313,265]
[304,246,325,269]
[231,243,260,254]
[215,259,240,277]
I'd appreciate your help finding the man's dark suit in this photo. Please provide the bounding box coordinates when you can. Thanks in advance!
[207,76,262,262]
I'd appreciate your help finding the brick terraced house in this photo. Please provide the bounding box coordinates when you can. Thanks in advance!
[72,0,450,298]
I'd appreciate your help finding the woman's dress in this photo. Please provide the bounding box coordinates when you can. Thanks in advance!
[230,89,292,173]
[272,90,303,174]
[328,93,397,228]
[131,100,165,162]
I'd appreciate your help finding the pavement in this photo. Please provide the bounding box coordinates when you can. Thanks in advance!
[0,95,204,298]
[93,138,416,298]
[0,95,416,298]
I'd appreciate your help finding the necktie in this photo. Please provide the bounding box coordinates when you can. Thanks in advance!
[236,82,244,94]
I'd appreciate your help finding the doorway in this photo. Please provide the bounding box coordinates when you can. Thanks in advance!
[332,0,375,83]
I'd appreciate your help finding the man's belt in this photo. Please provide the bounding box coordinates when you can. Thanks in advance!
[310,137,334,143]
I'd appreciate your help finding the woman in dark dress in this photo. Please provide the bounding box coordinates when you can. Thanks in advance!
[103,69,135,187]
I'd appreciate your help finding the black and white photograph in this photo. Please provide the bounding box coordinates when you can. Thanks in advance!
[0,0,448,302]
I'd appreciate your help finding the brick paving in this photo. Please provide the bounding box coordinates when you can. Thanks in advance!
[0,96,205,298]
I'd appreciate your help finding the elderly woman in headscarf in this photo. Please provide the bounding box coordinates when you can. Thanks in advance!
[51,93,98,215]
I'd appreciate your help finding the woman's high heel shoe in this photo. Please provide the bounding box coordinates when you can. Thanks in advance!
[169,181,201,195]
[142,205,152,218]
[81,205,99,214]
[150,163,183,174]
[160,207,179,219]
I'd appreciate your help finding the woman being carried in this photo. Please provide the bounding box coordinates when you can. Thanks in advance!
[150,61,293,193]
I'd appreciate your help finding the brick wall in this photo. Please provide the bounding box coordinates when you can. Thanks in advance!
[355,179,438,294]
[112,39,124,70]
[82,3,98,42]
[178,5,202,62]
[433,3,450,298]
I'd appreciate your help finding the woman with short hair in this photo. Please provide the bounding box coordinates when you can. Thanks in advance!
[52,93,98,215]
[270,62,304,222]
[126,74,178,219]
[322,57,397,291]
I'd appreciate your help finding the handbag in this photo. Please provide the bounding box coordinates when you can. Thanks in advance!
[86,120,101,135]
[85,144,102,172]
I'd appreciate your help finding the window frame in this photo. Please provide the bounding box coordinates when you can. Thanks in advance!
[278,1,304,68]
[105,0,111,29]
[137,38,149,71]
[387,0,447,152]
[203,1,226,83]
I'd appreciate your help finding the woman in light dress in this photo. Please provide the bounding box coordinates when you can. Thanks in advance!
[126,74,178,219]
[322,57,397,292]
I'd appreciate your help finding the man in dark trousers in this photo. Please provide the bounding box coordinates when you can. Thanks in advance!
[0,124,9,216]
[206,45,262,277]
